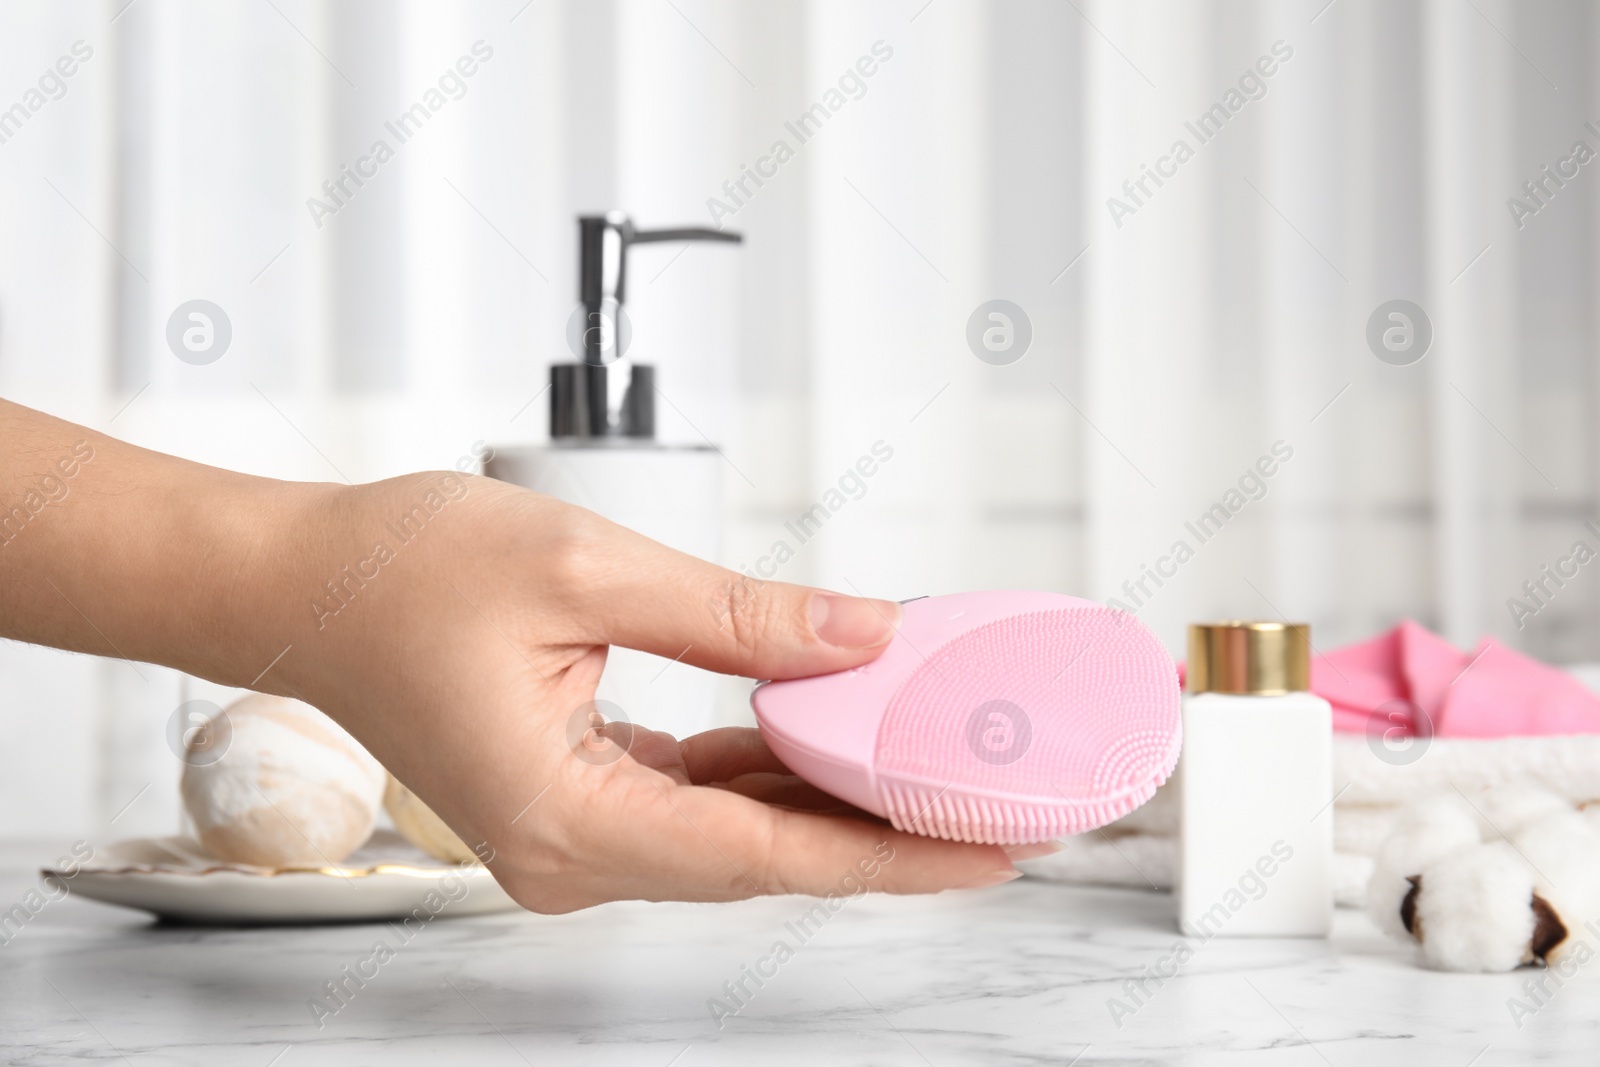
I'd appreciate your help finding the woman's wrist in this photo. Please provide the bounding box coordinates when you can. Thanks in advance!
[174,474,351,696]
[229,470,495,709]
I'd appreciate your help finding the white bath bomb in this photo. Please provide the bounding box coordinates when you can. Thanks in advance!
[181,694,385,867]
[384,774,477,864]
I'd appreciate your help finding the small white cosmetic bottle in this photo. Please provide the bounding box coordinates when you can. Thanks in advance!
[1177,621,1332,937]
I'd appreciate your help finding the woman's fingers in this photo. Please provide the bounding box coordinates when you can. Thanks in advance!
[678,726,792,784]
[710,771,869,815]
[644,780,1017,900]
[581,718,1018,903]
[450,687,1017,911]
[678,728,874,809]
[616,724,690,785]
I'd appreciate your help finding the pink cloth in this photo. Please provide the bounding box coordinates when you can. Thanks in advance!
[1310,619,1600,737]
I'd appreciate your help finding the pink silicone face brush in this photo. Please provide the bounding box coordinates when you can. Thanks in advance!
[752,591,1181,845]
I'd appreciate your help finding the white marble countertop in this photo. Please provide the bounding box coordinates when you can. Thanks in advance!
[0,842,1590,1066]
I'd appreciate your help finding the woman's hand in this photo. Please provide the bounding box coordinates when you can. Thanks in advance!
[0,400,1015,912]
[272,473,1019,912]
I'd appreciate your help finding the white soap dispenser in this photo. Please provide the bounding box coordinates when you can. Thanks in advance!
[486,211,741,742]
[1177,621,1333,938]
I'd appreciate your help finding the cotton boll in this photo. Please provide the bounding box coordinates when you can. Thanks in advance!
[1511,810,1600,967]
[1465,784,1570,839]
[1512,808,1600,889]
[1366,803,1482,940]
[1580,803,1600,837]
[1411,842,1538,973]
[181,694,385,867]
[385,774,477,863]
[1369,791,1600,972]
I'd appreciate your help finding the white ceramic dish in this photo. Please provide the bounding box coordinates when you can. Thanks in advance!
[46,830,520,924]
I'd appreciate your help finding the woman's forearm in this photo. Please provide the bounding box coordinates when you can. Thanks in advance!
[0,398,325,691]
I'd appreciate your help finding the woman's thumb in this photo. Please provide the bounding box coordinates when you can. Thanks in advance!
[576,523,902,680]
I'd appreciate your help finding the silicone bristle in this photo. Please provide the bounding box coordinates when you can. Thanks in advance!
[872,606,1180,844]
[880,775,1169,844]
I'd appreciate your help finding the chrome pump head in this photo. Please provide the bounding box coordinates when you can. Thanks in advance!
[550,211,742,441]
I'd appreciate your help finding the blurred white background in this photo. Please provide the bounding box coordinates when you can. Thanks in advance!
[0,0,1596,837]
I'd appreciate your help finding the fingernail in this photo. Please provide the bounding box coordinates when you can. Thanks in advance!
[1002,841,1063,861]
[959,868,1022,890]
[810,593,901,649]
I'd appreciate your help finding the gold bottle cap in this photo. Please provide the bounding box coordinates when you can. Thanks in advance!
[1187,621,1311,695]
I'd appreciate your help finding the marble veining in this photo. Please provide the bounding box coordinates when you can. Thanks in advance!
[0,841,1591,1065]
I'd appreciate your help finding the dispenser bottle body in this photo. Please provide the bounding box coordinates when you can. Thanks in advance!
[489,210,741,742]
[485,443,723,741]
